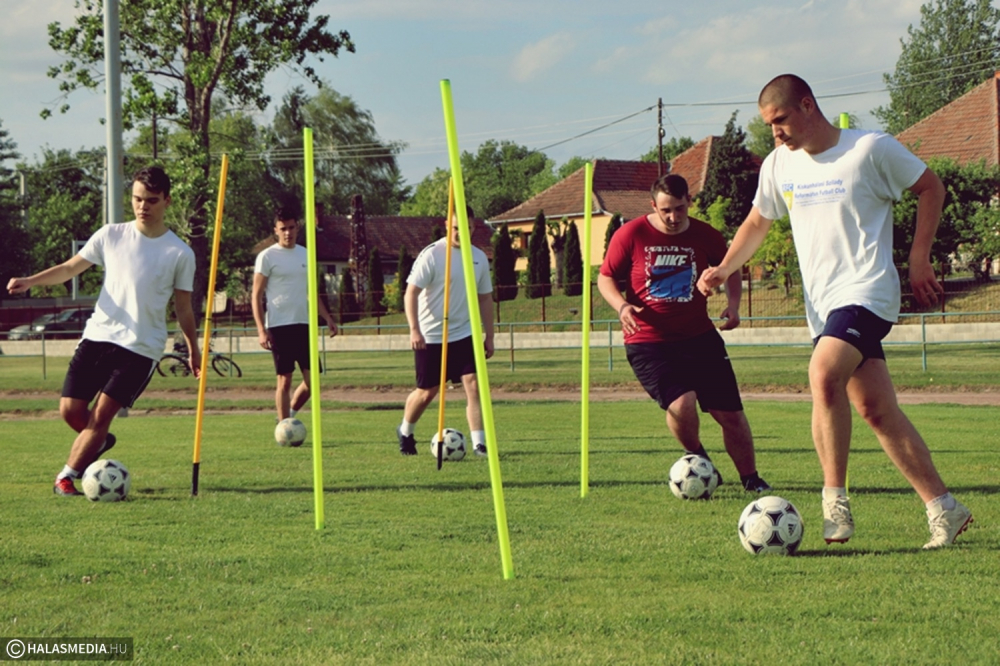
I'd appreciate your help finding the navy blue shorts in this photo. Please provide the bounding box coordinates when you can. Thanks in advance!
[62,339,156,408]
[814,305,893,362]
[414,336,477,389]
[269,324,318,375]
[625,329,743,413]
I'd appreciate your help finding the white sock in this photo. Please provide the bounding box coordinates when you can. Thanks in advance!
[471,430,486,446]
[926,492,956,512]
[400,420,416,437]
[822,487,848,500]
[58,466,80,480]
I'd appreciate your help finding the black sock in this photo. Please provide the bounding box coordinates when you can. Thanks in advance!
[688,445,710,460]
[740,472,760,485]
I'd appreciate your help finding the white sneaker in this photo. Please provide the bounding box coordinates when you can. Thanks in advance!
[823,495,855,543]
[923,501,973,550]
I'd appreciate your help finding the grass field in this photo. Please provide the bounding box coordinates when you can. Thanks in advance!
[1,396,997,664]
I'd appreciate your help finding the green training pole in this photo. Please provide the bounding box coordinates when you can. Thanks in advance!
[303,128,325,530]
[580,162,594,498]
[838,111,849,494]
[440,79,514,580]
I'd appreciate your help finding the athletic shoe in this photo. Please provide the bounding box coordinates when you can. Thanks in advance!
[923,501,973,550]
[98,433,117,456]
[53,477,82,497]
[741,474,772,493]
[397,426,417,456]
[473,443,487,457]
[714,469,724,486]
[822,495,855,543]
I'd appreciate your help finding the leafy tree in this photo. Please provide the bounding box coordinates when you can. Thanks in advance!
[0,121,31,292]
[873,0,1000,134]
[390,245,414,312]
[462,140,555,219]
[526,210,551,298]
[688,197,730,235]
[491,224,518,302]
[557,156,592,180]
[548,218,567,287]
[640,136,696,163]
[46,0,354,315]
[697,111,757,235]
[749,216,798,296]
[603,212,623,256]
[562,220,584,297]
[268,86,408,216]
[365,246,384,317]
[745,115,775,159]
[339,267,360,323]
[399,168,450,217]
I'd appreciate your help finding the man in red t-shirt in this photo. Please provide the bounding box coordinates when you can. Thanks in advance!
[598,173,770,492]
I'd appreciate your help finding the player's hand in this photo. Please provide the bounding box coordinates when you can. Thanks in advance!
[717,305,741,331]
[909,259,944,307]
[6,277,29,294]
[188,349,202,378]
[325,317,338,337]
[410,330,426,350]
[697,268,727,296]
[484,337,495,359]
[258,331,272,350]
[618,303,644,336]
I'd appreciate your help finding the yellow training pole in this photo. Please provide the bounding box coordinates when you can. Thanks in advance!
[192,153,229,496]
[839,111,850,496]
[580,162,594,498]
[440,79,513,579]
[304,128,325,530]
[435,179,456,469]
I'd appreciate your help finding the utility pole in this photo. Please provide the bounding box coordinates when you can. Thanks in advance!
[104,0,124,225]
[657,98,665,178]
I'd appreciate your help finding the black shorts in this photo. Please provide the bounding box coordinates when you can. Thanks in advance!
[61,339,156,408]
[414,336,478,389]
[814,305,893,362]
[625,329,743,412]
[269,324,319,375]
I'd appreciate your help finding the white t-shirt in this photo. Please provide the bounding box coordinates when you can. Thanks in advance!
[254,244,309,328]
[754,129,927,337]
[407,238,493,344]
[80,221,195,360]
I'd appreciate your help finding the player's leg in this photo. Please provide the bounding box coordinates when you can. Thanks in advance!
[450,337,486,456]
[666,391,702,452]
[65,391,123,474]
[291,370,311,414]
[275,373,294,420]
[398,344,441,455]
[288,324,314,415]
[268,325,298,421]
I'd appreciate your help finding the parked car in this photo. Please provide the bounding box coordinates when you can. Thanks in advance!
[6,309,93,341]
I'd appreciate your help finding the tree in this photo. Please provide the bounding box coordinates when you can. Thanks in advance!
[462,140,555,219]
[750,216,798,296]
[0,121,31,292]
[697,111,757,236]
[391,245,414,312]
[557,156,592,180]
[491,224,518,302]
[365,246,384,317]
[873,0,1000,134]
[46,0,354,315]
[339,266,360,323]
[603,212,623,256]
[640,136,696,163]
[399,168,450,217]
[548,218,567,287]
[562,220,584,297]
[526,210,551,298]
[268,86,409,216]
[745,115,775,159]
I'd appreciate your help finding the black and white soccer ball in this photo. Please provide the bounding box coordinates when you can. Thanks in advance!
[81,459,131,502]
[738,495,804,555]
[668,454,719,500]
[275,418,307,447]
[430,428,467,461]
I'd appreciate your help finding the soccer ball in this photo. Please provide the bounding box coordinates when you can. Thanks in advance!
[81,459,131,502]
[430,428,467,461]
[668,454,719,500]
[275,418,307,447]
[738,495,804,555]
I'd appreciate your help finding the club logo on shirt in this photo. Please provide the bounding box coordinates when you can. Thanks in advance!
[644,245,696,302]
[781,182,794,211]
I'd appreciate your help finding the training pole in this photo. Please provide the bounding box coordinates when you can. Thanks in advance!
[192,154,229,496]
[440,79,514,579]
[304,128,326,530]
[580,162,595,498]
[839,111,850,496]
[435,179,457,470]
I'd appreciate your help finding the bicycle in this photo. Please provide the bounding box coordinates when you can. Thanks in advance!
[156,338,242,378]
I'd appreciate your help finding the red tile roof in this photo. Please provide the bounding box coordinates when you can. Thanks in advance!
[895,72,1000,166]
[488,137,717,223]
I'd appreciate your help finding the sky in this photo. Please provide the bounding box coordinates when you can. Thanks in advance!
[0,0,951,188]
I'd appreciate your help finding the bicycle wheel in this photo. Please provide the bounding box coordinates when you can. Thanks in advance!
[212,354,242,378]
[157,354,191,377]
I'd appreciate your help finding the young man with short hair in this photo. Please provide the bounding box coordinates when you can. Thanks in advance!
[7,166,200,496]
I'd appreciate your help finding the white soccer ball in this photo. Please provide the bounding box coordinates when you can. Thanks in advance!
[668,454,719,500]
[275,418,307,447]
[738,495,804,555]
[81,459,131,502]
[430,428,467,461]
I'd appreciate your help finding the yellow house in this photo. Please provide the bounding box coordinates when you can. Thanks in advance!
[487,137,719,272]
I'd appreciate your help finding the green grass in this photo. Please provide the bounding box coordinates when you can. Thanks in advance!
[1,401,998,664]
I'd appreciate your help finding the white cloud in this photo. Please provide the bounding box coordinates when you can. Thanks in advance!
[511,33,576,82]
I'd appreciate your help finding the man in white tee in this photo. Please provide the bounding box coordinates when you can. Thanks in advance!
[252,198,337,426]
[698,74,972,550]
[396,207,494,456]
[7,166,200,496]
